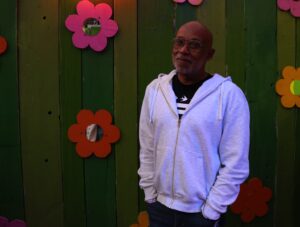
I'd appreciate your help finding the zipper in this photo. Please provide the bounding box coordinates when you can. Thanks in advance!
[171,117,181,206]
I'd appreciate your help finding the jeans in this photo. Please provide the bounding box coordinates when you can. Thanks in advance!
[146,201,225,227]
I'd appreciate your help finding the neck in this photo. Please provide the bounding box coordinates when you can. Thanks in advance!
[178,72,208,85]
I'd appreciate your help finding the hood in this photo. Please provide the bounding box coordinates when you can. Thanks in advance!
[149,70,232,122]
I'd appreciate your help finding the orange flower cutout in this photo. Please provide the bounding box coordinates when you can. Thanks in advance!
[0,35,8,55]
[68,109,120,158]
[230,177,272,223]
[130,211,149,227]
[275,66,300,108]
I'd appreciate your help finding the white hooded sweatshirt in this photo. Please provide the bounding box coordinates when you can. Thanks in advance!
[138,70,250,220]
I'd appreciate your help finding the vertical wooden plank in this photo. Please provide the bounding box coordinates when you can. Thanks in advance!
[18,0,64,226]
[175,3,197,29]
[225,1,246,225]
[59,0,86,226]
[0,0,24,220]
[196,0,226,75]
[225,0,246,90]
[138,0,174,211]
[81,1,115,227]
[275,10,296,227]
[114,0,138,226]
[244,0,277,226]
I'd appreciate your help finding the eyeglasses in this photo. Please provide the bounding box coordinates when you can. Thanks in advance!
[172,37,204,52]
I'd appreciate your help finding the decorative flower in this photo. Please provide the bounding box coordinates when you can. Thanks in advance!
[68,109,120,158]
[0,216,26,227]
[65,0,118,52]
[230,178,272,223]
[277,0,300,17]
[173,0,204,6]
[0,35,8,55]
[130,211,149,227]
[275,66,300,108]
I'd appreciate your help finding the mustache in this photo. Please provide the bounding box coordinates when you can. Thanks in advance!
[175,56,192,63]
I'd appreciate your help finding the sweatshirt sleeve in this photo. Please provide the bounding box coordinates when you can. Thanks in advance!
[137,84,157,201]
[202,84,250,220]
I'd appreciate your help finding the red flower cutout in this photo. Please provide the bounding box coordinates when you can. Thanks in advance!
[68,109,120,158]
[230,177,272,223]
[0,35,8,55]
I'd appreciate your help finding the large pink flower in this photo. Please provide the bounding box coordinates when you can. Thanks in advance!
[173,0,204,6]
[65,0,118,52]
[278,0,300,17]
[0,216,26,227]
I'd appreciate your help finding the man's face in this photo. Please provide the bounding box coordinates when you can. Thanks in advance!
[172,25,214,78]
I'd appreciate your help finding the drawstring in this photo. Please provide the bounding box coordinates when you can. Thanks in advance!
[218,83,223,120]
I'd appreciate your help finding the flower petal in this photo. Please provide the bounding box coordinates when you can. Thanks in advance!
[277,0,291,11]
[65,14,82,32]
[255,203,268,217]
[94,140,111,158]
[77,0,95,18]
[77,109,94,124]
[72,32,89,49]
[283,66,297,79]
[68,124,85,142]
[290,1,300,17]
[281,94,296,108]
[188,0,204,6]
[103,125,120,143]
[89,33,107,52]
[76,141,93,158]
[241,209,255,223]
[8,220,26,227]
[95,109,113,125]
[101,20,118,37]
[95,3,113,20]
[275,79,291,95]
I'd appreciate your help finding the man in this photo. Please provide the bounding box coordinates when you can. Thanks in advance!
[138,21,250,227]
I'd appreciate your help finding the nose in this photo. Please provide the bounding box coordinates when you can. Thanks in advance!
[178,43,190,54]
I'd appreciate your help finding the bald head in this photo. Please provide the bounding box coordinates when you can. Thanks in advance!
[177,21,213,48]
[172,21,215,84]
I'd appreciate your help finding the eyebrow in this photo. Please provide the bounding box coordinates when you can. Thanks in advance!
[175,37,202,42]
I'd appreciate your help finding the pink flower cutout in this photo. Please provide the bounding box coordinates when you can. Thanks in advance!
[65,0,118,52]
[173,0,204,6]
[68,109,120,158]
[230,178,272,223]
[278,0,300,17]
[0,216,26,227]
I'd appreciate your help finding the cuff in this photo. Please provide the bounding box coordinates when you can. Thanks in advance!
[144,186,157,201]
[201,203,220,221]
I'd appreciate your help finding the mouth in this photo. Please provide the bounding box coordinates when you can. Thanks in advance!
[176,57,192,64]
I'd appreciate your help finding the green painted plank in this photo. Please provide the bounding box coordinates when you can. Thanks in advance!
[59,0,86,226]
[244,0,277,226]
[175,2,197,30]
[81,1,116,226]
[275,10,296,227]
[114,0,138,226]
[225,1,246,226]
[196,0,226,76]
[0,0,24,220]
[18,0,63,226]
[137,0,174,211]
[225,0,246,90]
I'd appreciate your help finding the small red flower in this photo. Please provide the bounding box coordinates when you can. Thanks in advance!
[68,109,120,158]
[0,35,8,55]
[230,177,272,223]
